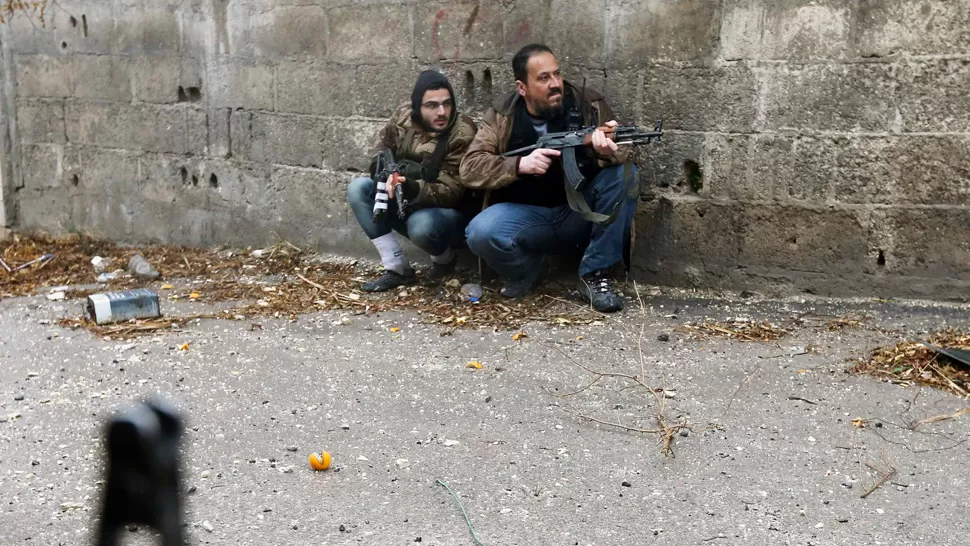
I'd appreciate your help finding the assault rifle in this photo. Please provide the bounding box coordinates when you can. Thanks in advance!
[371,149,406,222]
[502,120,663,192]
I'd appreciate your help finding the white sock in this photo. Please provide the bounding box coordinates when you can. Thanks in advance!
[430,247,455,265]
[371,233,410,275]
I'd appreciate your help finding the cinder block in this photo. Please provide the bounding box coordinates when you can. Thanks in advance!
[869,208,970,280]
[180,4,210,56]
[747,134,796,202]
[71,55,132,102]
[15,55,71,98]
[354,62,419,119]
[8,9,58,54]
[277,62,356,116]
[168,207,233,247]
[264,165,351,246]
[739,205,868,274]
[17,99,66,145]
[187,107,208,156]
[207,60,275,110]
[413,2,503,62]
[66,102,187,154]
[500,0,553,56]
[601,70,640,125]
[795,136,896,204]
[606,0,720,65]
[700,133,751,200]
[21,145,63,190]
[113,4,180,55]
[757,63,896,133]
[897,59,970,133]
[889,136,970,206]
[78,147,140,197]
[230,109,253,159]
[644,64,757,133]
[140,154,209,211]
[720,0,851,60]
[201,159,270,210]
[18,188,74,234]
[328,5,412,62]
[207,108,231,158]
[322,120,386,172]
[54,1,116,55]
[247,112,326,168]
[633,196,741,276]
[438,62,511,117]
[854,0,970,57]
[640,131,704,191]
[250,5,327,58]
[545,0,606,65]
[131,56,181,103]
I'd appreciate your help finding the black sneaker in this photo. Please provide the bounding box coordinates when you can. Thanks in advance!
[361,269,415,292]
[425,259,457,284]
[578,271,624,312]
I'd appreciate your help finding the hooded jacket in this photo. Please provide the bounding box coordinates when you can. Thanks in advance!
[369,71,478,210]
[458,81,628,200]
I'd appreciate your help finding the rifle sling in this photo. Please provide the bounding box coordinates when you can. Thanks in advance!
[562,159,634,225]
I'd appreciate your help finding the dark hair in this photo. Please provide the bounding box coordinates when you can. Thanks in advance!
[425,82,449,92]
[512,43,554,83]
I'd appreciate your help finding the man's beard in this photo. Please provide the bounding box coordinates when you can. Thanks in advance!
[531,91,565,121]
[420,114,450,133]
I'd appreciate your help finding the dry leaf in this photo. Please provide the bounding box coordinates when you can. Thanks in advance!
[456,316,468,325]
[576,336,584,341]
[160,283,174,290]
[189,292,201,299]
[796,369,808,374]
[389,327,401,332]
[512,332,527,341]
[178,343,189,351]
[851,418,867,428]
[466,361,483,369]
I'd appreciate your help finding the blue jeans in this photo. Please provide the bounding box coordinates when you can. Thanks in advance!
[465,165,637,278]
[347,176,468,256]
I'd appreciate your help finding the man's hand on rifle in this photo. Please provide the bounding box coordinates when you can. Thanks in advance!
[387,175,405,198]
[592,120,620,157]
[518,148,561,176]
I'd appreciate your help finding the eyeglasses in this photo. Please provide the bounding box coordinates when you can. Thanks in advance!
[421,99,454,111]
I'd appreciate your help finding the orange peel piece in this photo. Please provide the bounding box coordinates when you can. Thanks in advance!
[309,451,332,471]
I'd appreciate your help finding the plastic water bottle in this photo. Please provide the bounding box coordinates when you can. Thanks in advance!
[86,289,162,325]
[460,283,483,302]
[128,254,160,279]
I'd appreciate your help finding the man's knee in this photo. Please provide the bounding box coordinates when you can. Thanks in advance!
[347,176,374,205]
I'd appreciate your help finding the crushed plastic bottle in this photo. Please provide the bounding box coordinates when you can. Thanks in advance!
[460,283,483,303]
[127,254,160,280]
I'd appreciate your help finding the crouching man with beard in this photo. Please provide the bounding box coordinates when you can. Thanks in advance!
[347,71,478,292]
[459,44,638,312]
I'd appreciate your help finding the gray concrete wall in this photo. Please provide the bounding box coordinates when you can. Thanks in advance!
[2,0,969,298]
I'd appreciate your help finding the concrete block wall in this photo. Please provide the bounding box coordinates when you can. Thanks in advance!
[1,0,968,298]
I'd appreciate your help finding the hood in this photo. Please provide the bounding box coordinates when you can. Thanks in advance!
[410,70,458,132]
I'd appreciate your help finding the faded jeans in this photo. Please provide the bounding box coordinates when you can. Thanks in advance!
[347,176,468,256]
[464,164,637,278]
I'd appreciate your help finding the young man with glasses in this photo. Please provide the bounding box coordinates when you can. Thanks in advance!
[347,71,478,292]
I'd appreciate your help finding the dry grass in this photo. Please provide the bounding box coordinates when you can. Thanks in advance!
[4,233,599,339]
[851,330,970,397]
[676,319,787,342]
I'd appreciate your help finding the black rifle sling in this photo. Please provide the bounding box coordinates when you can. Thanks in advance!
[422,128,451,181]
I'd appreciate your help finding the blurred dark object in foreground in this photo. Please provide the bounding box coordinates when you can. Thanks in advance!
[97,398,185,546]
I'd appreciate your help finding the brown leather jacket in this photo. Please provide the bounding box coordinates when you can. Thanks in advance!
[459,81,629,192]
[370,103,478,209]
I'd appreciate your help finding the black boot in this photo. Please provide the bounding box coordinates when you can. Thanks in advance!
[361,269,415,292]
[578,271,624,312]
[425,259,457,284]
